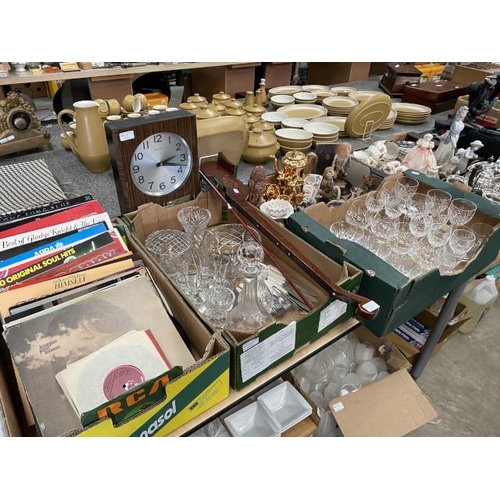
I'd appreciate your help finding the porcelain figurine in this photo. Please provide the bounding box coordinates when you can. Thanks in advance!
[402,133,437,175]
[331,142,352,179]
[434,106,469,166]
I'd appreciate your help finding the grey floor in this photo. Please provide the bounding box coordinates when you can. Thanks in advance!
[5,79,500,438]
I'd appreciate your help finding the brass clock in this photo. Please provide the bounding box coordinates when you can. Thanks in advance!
[105,110,199,214]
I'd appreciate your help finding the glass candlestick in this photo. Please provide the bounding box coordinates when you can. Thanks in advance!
[226,240,273,335]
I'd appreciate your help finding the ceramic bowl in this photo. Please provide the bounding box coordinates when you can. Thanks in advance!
[293,92,317,104]
[261,111,288,127]
[303,122,340,136]
[270,94,295,108]
[275,128,313,143]
[281,117,310,129]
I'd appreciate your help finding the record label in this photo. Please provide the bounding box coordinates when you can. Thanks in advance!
[103,364,146,400]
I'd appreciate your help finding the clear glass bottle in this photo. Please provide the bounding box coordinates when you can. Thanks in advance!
[226,241,273,335]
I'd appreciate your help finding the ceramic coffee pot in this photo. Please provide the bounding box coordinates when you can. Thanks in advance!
[57,100,110,173]
[272,150,318,179]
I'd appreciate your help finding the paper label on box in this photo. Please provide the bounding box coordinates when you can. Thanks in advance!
[363,300,380,313]
[318,300,347,332]
[242,338,259,352]
[119,130,135,142]
[332,402,344,412]
[240,322,296,383]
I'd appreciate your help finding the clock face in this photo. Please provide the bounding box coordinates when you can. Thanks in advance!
[105,111,200,214]
[130,132,193,196]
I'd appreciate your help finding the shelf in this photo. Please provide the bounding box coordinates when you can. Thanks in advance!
[168,317,359,436]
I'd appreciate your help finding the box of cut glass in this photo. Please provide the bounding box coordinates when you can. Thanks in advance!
[287,170,500,337]
[120,158,368,390]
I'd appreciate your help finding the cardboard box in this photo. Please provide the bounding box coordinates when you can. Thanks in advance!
[454,94,500,129]
[451,64,497,85]
[326,326,437,437]
[121,188,364,390]
[2,262,230,437]
[287,170,500,337]
[0,352,22,437]
[388,303,470,365]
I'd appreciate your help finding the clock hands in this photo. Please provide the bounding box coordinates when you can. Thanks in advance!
[156,155,177,167]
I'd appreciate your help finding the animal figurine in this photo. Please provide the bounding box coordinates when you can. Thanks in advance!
[246,165,268,206]
[319,166,341,203]
[332,142,352,178]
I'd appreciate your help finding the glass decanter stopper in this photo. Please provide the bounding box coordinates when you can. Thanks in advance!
[226,240,273,335]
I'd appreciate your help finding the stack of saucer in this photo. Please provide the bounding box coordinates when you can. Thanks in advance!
[311,116,348,137]
[392,103,432,124]
[322,96,359,116]
[303,122,340,147]
[275,128,313,153]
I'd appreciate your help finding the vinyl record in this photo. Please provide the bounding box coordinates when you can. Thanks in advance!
[57,330,170,415]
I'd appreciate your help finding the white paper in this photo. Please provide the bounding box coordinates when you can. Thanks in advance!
[332,402,344,412]
[240,322,296,383]
[318,300,348,332]
[119,130,135,142]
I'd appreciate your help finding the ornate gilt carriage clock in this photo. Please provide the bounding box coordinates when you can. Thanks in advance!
[105,110,200,214]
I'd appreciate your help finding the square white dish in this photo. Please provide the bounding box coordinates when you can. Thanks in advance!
[257,381,312,433]
[224,401,281,437]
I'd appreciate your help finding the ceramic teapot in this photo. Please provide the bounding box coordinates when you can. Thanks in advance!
[272,150,318,179]
[241,123,279,164]
[467,158,500,191]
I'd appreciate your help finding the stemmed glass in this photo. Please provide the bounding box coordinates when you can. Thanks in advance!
[365,191,387,214]
[202,285,236,331]
[448,227,476,258]
[394,176,420,200]
[345,199,373,230]
[447,198,477,227]
[426,189,452,224]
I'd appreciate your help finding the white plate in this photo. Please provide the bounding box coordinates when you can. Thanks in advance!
[224,401,281,437]
[275,128,313,141]
[257,381,312,432]
[261,111,288,124]
[281,117,309,129]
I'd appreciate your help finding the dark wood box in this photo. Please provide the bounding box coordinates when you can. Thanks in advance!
[401,80,469,113]
[379,63,422,97]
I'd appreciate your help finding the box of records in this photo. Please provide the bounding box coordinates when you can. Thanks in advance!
[0,195,230,437]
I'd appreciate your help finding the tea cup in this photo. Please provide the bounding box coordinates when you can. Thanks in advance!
[106,99,121,116]
[134,93,149,110]
[122,94,142,113]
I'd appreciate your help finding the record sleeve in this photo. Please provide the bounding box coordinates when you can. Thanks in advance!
[56,329,171,416]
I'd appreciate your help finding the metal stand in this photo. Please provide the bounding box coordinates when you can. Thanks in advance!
[410,280,468,379]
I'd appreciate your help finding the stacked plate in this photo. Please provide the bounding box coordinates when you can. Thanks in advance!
[348,90,385,102]
[311,116,348,137]
[303,121,340,146]
[392,103,432,124]
[275,128,313,153]
[322,96,359,116]
[329,86,357,96]
[270,94,295,109]
[268,85,302,98]
[278,103,328,120]
[293,92,317,104]
[261,111,288,128]
[314,89,338,103]
[378,107,398,130]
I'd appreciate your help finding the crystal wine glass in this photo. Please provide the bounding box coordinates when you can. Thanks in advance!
[447,198,477,227]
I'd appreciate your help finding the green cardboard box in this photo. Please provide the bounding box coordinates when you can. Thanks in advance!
[287,170,500,337]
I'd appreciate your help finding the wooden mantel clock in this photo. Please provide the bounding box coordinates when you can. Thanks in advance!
[105,110,199,214]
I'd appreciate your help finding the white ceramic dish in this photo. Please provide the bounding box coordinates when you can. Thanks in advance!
[275,128,313,142]
[281,117,310,129]
[303,121,340,136]
[257,381,312,433]
[224,401,281,437]
[293,91,317,103]
[270,94,295,108]
[261,111,288,125]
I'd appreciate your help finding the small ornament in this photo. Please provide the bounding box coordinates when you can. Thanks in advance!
[246,165,268,206]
